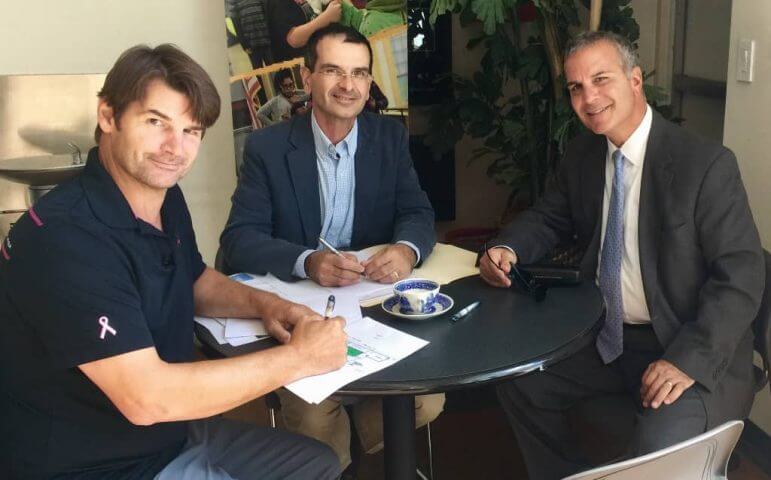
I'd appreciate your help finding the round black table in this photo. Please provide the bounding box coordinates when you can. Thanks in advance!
[194,274,604,480]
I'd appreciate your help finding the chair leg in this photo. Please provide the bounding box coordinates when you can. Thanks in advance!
[426,421,434,480]
[269,407,277,429]
[416,421,436,480]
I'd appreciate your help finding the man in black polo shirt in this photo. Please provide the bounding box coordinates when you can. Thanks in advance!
[0,44,346,480]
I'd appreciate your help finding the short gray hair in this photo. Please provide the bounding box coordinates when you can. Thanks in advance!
[564,31,639,75]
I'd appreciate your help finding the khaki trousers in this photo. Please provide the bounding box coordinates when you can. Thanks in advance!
[276,389,445,468]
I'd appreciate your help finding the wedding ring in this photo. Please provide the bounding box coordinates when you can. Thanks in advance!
[392,271,399,280]
[665,380,673,388]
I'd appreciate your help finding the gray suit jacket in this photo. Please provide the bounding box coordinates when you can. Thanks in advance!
[495,111,765,427]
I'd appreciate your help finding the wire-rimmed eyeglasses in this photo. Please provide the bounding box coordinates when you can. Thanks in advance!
[316,66,373,83]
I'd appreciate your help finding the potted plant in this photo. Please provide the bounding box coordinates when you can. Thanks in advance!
[425,0,667,223]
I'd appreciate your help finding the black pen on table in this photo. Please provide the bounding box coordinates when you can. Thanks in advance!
[450,300,481,323]
[324,295,336,320]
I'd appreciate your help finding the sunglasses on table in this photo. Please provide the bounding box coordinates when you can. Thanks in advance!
[484,242,547,302]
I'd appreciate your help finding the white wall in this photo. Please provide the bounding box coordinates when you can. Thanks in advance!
[630,0,661,77]
[679,0,732,141]
[0,2,236,264]
[724,0,771,434]
[630,0,675,101]
[631,0,731,142]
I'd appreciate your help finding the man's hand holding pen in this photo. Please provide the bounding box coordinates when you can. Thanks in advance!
[309,237,416,286]
[288,315,348,374]
[262,293,347,374]
[306,250,364,287]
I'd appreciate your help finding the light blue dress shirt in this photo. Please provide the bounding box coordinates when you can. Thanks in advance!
[292,111,419,278]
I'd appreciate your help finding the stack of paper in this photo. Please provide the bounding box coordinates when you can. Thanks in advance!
[195,243,472,396]
[285,316,429,404]
[414,243,480,284]
[223,317,268,339]
[327,279,394,303]
[231,268,396,311]
[194,316,271,347]
[193,273,273,346]
[194,272,367,347]
[322,246,412,302]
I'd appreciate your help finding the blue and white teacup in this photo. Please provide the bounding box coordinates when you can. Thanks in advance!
[393,278,440,314]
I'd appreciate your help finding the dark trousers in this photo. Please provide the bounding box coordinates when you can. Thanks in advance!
[154,417,340,479]
[248,46,273,69]
[497,325,708,480]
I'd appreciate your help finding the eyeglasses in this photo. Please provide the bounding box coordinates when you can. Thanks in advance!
[316,67,372,83]
[484,241,546,302]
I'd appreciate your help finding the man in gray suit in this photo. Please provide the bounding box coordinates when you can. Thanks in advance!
[480,31,764,480]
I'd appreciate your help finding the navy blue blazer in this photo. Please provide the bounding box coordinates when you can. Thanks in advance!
[220,111,436,280]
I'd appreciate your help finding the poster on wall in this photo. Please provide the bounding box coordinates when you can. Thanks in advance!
[223,0,408,141]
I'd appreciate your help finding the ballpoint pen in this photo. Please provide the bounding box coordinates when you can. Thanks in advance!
[323,295,336,319]
[450,300,480,323]
[318,237,344,258]
[319,236,366,277]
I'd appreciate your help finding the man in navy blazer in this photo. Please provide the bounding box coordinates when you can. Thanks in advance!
[220,23,443,473]
[221,57,434,288]
[220,109,435,283]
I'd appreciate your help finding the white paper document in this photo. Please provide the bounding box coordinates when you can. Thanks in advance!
[194,316,228,344]
[197,271,366,347]
[327,279,394,303]
[220,273,275,341]
[223,293,363,337]
[194,316,268,347]
[231,265,394,306]
[284,316,429,404]
[323,246,403,302]
[224,318,268,338]
[296,294,363,324]
[270,275,329,302]
[228,335,269,346]
[227,272,282,297]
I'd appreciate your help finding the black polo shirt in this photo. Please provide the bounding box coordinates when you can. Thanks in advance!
[0,148,206,479]
[266,0,309,62]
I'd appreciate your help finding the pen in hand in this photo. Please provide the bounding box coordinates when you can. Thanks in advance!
[450,301,481,323]
[319,236,365,278]
[324,295,336,320]
[318,237,344,258]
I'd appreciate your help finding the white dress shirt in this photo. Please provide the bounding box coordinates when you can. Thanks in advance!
[598,105,653,324]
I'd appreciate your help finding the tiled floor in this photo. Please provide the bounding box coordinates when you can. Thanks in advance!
[224,390,770,480]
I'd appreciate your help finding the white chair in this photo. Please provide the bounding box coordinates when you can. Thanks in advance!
[563,420,744,480]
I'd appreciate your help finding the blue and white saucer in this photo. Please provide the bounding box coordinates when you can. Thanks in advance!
[381,293,454,321]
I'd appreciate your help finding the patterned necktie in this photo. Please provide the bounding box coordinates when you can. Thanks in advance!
[596,149,626,363]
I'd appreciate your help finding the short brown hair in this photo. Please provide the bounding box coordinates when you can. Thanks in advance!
[95,44,220,141]
[304,23,373,72]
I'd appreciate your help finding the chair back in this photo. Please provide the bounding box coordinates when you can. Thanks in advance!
[752,250,771,392]
[562,420,744,480]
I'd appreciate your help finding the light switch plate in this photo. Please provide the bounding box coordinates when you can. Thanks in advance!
[737,38,755,83]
